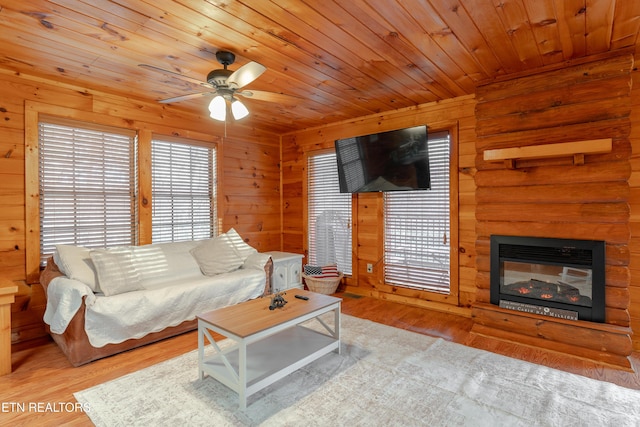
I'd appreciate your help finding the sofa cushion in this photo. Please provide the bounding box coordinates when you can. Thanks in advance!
[226,228,258,261]
[54,245,100,293]
[132,240,202,289]
[190,234,244,276]
[242,252,272,271]
[90,247,144,296]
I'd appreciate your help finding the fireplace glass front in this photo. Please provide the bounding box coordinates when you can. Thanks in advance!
[490,235,605,322]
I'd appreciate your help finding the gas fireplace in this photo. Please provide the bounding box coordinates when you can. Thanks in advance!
[490,235,605,322]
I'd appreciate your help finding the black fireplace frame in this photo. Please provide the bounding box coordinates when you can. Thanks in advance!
[490,235,606,323]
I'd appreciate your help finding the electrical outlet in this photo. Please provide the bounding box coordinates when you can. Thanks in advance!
[367,263,373,273]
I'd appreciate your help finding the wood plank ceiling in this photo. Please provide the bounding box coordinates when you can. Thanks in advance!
[0,0,638,134]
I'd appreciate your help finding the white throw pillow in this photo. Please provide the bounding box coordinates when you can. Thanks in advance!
[225,228,258,261]
[190,235,244,276]
[242,252,271,271]
[54,245,100,292]
[90,247,143,296]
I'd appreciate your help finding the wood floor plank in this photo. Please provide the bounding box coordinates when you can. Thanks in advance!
[1,292,639,425]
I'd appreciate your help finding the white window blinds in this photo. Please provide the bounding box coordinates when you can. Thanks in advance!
[39,120,138,263]
[384,131,450,293]
[151,139,216,243]
[308,152,352,275]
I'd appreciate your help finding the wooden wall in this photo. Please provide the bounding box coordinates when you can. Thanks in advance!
[471,54,634,369]
[630,51,640,353]
[0,69,281,347]
[281,96,477,315]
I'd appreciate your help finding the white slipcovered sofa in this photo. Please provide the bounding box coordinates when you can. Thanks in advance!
[40,229,273,366]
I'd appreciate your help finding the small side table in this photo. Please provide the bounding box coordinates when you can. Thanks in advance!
[0,278,18,375]
[266,251,304,292]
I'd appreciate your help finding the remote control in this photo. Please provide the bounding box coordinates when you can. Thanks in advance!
[295,295,309,300]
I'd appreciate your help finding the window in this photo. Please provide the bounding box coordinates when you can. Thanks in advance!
[39,119,138,263]
[307,151,352,275]
[151,138,216,243]
[384,131,451,293]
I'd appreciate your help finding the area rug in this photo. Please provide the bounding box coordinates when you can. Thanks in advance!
[74,315,640,426]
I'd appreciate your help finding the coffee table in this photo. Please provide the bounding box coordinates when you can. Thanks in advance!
[197,289,341,409]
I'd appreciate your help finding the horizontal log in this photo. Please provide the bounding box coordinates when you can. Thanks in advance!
[476,55,633,102]
[476,97,631,137]
[476,202,628,224]
[606,287,630,310]
[476,221,630,244]
[476,75,632,120]
[476,181,628,203]
[469,322,632,370]
[605,307,630,327]
[476,118,631,152]
[475,288,490,305]
[606,265,631,287]
[471,303,633,356]
[475,161,631,187]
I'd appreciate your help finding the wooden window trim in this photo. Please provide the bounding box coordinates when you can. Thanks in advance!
[24,101,221,283]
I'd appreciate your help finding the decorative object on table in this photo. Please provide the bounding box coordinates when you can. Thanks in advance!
[302,264,342,295]
[269,291,287,310]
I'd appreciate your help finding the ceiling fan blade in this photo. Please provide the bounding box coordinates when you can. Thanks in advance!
[227,61,267,89]
[236,90,302,106]
[139,64,211,88]
[158,92,216,104]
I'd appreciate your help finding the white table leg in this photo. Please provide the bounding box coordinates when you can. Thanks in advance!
[239,341,247,410]
[198,321,204,380]
[335,305,341,354]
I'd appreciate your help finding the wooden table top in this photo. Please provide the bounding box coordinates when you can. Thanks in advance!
[197,289,341,338]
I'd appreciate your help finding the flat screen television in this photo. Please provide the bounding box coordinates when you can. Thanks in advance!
[335,125,429,193]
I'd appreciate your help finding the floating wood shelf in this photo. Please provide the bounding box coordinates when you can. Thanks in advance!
[483,138,612,168]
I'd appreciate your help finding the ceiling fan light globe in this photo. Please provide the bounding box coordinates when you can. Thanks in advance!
[208,95,226,121]
[231,99,249,120]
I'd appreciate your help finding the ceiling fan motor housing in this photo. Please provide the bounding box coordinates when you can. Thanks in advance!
[207,68,233,87]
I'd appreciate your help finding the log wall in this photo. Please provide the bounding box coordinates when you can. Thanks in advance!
[281,96,477,315]
[0,69,281,347]
[630,51,640,353]
[472,54,634,369]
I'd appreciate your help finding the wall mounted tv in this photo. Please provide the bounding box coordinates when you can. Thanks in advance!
[335,125,429,193]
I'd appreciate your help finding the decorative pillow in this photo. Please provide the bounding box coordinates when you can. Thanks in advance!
[304,264,340,278]
[242,252,271,271]
[90,247,143,296]
[304,264,323,276]
[190,235,244,276]
[54,245,100,292]
[225,228,258,261]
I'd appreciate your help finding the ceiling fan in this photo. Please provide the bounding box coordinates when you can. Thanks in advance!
[140,51,288,121]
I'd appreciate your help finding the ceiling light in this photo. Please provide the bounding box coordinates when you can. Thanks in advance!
[231,99,249,120]
[208,95,226,121]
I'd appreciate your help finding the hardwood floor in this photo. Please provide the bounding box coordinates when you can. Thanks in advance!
[2,292,639,425]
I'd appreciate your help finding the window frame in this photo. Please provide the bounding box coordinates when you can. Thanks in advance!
[383,130,452,294]
[381,124,459,304]
[38,117,139,264]
[150,135,218,243]
[24,101,223,282]
[305,148,353,276]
